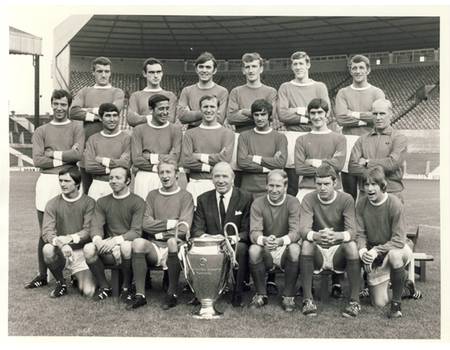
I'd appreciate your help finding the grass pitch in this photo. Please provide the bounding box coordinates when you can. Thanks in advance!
[8,172,440,338]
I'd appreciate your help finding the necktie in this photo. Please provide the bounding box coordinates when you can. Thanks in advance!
[219,194,226,229]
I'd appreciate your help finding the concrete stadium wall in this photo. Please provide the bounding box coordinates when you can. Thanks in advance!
[400,129,440,153]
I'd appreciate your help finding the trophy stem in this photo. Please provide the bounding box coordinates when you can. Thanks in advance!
[192,299,223,319]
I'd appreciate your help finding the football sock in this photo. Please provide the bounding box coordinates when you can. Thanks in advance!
[331,272,341,286]
[121,259,132,290]
[346,258,361,301]
[235,242,249,293]
[87,258,108,289]
[132,253,147,295]
[46,254,65,283]
[267,272,276,283]
[166,252,181,295]
[250,261,267,295]
[300,255,314,300]
[38,237,48,278]
[391,267,405,302]
[283,258,299,297]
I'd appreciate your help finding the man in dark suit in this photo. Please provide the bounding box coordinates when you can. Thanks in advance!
[192,161,253,307]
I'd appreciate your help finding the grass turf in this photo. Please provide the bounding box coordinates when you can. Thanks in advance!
[8,172,440,338]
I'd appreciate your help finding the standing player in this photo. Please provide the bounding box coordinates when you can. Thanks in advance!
[277,51,330,196]
[177,52,228,129]
[248,169,301,312]
[127,159,194,310]
[356,166,413,318]
[294,98,346,203]
[335,55,385,200]
[83,166,146,301]
[25,89,84,289]
[191,162,253,307]
[132,94,183,200]
[348,99,407,202]
[237,99,288,197]
[227,52,277,133]
[41,168,96,298]
[299,164,361,317]
[127,58,177,127]
[70,56,125,194]
[84,103,131,200]
[181,95,235,205]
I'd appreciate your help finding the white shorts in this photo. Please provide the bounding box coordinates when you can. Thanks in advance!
[134,171,161,200]
[367,244,413,286]
[186,179,215,206]
[150,242,169,270]
[88,179,112,201]
[296,188,315,204]
[314,245,345,274]
[35,173,62,211]
[269,245,287,269]
[65,249,89,275]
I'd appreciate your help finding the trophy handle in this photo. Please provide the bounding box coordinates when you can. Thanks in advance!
[175,221,190,241]
[223,222,239,268]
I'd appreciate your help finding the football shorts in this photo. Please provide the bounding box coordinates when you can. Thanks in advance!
[134,171,161,200]
[88,179,113,201]
[150,242,169,270]
[35,173,62,211]
[313,244,345,274]
[296,188,315,204]
[186,179,215,206]
[65,248,89,275]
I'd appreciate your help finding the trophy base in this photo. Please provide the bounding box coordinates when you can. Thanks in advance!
[192,299,223,319]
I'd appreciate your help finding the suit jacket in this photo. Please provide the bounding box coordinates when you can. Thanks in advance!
[192,187,253,243]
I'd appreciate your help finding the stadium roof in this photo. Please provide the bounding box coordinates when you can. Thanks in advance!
[67,15,439,60]
[9,26,42,56]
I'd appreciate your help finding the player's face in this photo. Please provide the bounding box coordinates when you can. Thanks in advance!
[372,101,391,130]
[195,60,216,83]
[152,100,170,126]
[101,111,120,132]
[51,96,69,122]
[350,61,370,84]
[200,98,219,124]
[309,107,327,129]
[158,163,177,190]
[242,60,263,83]
[266,174,287,203]
[93,64,111,86]
[144,63,163,86]
[364,179,384,203]
[291,58,310,80]
[253,110,270,130]
[59,173,78,197]
[212,166,234,194]
[109,168,129,195]
[315,176,336,201]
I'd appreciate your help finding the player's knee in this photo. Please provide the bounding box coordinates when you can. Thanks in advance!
[83,243,97,261]
[236,242,249,256]
[342,241,359,259]
[120,241,132,259]
[131,238,147,253]
[301,240,314,255]
[42,243,56,261]
[387,249,404,268]
[249,244,263,263]
[167,237,178,252]
[287,243,300,262]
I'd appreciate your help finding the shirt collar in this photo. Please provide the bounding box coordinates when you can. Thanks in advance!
[93,84,112,89]
[50,120,71,126]
[100,130,122,137]
[199,123,221,129]
[196,82,216,90]
[113,189,130,199]
[310,129,331,135]
[350,83,372,91]
[216,188,233,202]
[253,127,273,134]
[290,79,315,87]
[267,194,286,206]
[143,87,162,92]
[369,193,389,206]
[317,191,337,205]
[149,121,169,129]
[369,125,394,136]
[62,191,83,203]
[159,187,181,196]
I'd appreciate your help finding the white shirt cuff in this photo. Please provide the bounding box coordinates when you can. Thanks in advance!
[152,165,158,173]
[92,107,99,115]
[115,235,125,244]
[262,167,270,173]
[166,219,177,230]
[53,151,63,161]
[351,111,361,119]
[256,235,265,246]
[201,164,211,173]
[229,235,239,244]
[307,231,315,242]
[101,158,111,167]
[105,167,111,174]
[53,159,63,167]
[282,235,291,246]
[358,120,367,126]
[52,237,58,246]
[200,154,209,164]
[92,235,102,244]
[71,234,80,244]
[85,112,96,122]
[252,155,262,165]
[300,116,309,124]
[155,233,164,240]
[150,154,159,164]
[146,114,153,124]
[311,159,322,168]
[342,231,351,242]
[359,248,368,260]
[296,106,306,115]
[368,248,378,259]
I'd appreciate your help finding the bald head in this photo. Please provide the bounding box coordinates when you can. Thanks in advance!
[372,98,393,131]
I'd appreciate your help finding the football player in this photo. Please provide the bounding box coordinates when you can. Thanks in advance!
[127,58,177,127]
[25,89,84,289]
[70,56,125,194]
[41,167,96,298]
[299,164,361,317]
[177,52,228,129]
[84,103,131,200]
[83,166,146,301]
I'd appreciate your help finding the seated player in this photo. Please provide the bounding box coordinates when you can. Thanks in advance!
[191,162,253,307]
[83,166,146,301]
[356,166,413,318]
[41,167,96,298]
[248,169,301,312]
[181,95,235,205]
[128,159,194,310]
[299,164,361,318]
[84,103,131,200]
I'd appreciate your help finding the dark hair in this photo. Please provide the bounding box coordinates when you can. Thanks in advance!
[195,52,217,69]
[98,103,119,118]
[349,54,370,70]
[91,56,112,71]
[142,57,163,72]
[290,51,310,64]
[148,94,170,110]
[315,163,337,181]
[267,169,288,186]
[199,94,219,108]
[362,165,387,192]
[242,52,264,66]
[51,89,72,106]
[251,99,273,120]
[307,98,329,114]
[59,167,81,189]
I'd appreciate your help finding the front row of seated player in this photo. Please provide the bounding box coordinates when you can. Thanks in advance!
[37,160,413,319]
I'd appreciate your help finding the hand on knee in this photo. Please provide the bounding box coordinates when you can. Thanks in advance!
[83,243,97,262]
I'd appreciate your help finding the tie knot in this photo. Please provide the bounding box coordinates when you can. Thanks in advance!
[220,194,224,200]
